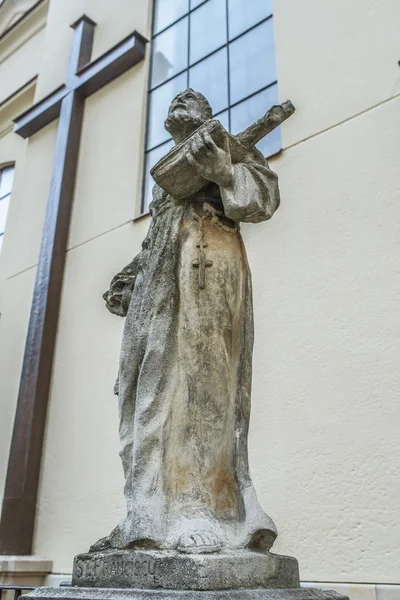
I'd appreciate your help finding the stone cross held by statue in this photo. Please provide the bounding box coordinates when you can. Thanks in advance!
[0,15,147,556]
[192,241,213,289]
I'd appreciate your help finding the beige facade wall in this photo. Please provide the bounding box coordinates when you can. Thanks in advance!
[0,0,44,505]
[0,0,399,588]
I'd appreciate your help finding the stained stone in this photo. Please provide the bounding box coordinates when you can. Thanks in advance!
[72,550,299,590]
[97,88,290,556]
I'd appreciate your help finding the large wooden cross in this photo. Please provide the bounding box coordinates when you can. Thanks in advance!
[0,16,147,555]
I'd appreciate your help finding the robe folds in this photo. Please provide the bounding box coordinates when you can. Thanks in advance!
[104,148,281,552]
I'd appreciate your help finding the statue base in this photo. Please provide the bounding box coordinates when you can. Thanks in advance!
[71,550,299,590]
[20,550,349,600]
[21,587,350,600]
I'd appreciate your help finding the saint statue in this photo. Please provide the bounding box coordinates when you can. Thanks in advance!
[93,89,292,556]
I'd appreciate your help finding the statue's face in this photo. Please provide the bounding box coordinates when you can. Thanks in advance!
[165,89,211,142]
[167,89,210,124]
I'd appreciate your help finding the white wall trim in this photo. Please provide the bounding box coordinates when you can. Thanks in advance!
[0,0,48,66]
[0,76,36,138]
[303,581,400,599]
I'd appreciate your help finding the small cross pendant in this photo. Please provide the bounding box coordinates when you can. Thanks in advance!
[192,242,213,289]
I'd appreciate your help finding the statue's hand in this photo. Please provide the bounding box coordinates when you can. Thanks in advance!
[103,272,135,317]
[186,131,233,188]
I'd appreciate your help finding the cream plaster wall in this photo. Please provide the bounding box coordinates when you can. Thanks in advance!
[2,120,57,278]
[0,265,36,503]
[69,66,148,250]
[0,125,27,286]
[0,0,41,36]
[247,94,400,583]
[0,1,47,103]
[0,0,399,588]
[0,26,42,100]
[0,86,39,503]
[273,0,400,147]
[34,0,152,101]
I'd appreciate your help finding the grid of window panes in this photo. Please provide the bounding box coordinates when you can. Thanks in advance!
[0,166,14,255]
[143,0,279,211]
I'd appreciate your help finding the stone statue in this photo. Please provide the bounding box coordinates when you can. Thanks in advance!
[18,89,349,600]
[93,89,291,556]
[26,89,351,600]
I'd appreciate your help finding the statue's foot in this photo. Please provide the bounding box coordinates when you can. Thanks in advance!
[176,530,222,554]
[89,521,127,552]
[89,536,112,553]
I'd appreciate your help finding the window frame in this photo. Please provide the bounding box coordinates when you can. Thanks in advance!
[141,0,278,214]
[0,163,15,253]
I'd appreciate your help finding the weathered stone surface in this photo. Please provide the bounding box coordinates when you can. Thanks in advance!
[21,587,350,600]
[95,88,292,557]
[72,550,299,591]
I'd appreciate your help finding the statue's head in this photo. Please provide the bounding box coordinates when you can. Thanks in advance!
[165,88,212,144]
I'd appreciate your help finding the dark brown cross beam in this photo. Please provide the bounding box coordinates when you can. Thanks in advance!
[0,16,147,555]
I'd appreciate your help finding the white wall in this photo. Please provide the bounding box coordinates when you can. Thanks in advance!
[0,0,399,586]
[248,94,400,583]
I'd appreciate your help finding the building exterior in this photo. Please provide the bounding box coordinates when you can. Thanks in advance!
[0,0,399,597]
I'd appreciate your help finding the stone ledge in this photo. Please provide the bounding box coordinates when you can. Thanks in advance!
[21,587,350,600]
[0,556,53,575]
[304,582,400,600]
[38,578,400,599]
[376,585,399,600]
[304,582,377,600]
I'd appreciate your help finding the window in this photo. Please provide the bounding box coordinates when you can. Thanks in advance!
[143,0,279,211]
[0,165,14,255]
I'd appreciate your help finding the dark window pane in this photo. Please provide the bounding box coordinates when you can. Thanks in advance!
[228,0,273,40]
[229,19,277,105]
[0,195,10,233]
[189,48,228,114]
[151,18,188,88]
[214,109,229,131]
[0,166,14,199]
[144,140,175,210]
[230,85,281,157]
[153,0,189,35]
[147,73,187,149]
[189,0,227,65]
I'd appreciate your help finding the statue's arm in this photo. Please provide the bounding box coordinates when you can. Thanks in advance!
[103,258,139,317]
[219,148,280,223]
[103,219,155,317]
[185,130,280,223]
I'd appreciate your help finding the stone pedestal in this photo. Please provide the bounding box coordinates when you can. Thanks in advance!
[19,549,350,600]
[22,587,350,600]
[72,550,299,590]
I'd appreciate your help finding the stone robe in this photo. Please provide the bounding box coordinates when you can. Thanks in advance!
[104,147,280,552]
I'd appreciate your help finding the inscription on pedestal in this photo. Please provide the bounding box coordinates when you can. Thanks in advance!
[74,554,163,586]
[72,550,300,591]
